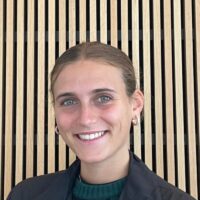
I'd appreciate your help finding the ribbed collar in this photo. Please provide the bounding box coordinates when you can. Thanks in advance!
[72,176,126,200]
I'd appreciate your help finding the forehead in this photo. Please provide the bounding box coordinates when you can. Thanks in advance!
[53,60,126,94]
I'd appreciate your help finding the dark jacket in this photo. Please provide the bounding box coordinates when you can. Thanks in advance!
[7,153,196,200]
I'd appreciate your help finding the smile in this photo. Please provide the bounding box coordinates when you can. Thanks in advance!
[77,131,106,141]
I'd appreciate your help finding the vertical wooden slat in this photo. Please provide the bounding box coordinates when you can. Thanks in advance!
[184,1,198,198]
[163,0,175,185]
[195,3,200,198]
[79,0,86,42]
[110,0,117,47]
[90,0,97,41]
[4,0,14,198]
[132,0,141,158]
[153,0,164,178]
[26,0,35,179]
[100,0,107,43]
[0,0,3,197]
[58,0,67,171]
[121,0,128,55]
[37,0,45,176]
[69,0,76,46]
[48,0,56,173]
[142,0,152,169]
[173,0,186,191]
[15,0,24,184]
[68,0,76,165]
[195,0,200,192]
[4,1,14,199]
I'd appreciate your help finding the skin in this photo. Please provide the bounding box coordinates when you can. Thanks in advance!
[53,59,144,184]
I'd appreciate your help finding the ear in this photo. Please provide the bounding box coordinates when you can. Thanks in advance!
[130,89,144,117]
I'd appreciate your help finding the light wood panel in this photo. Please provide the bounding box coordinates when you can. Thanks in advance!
[90,0,97,41]
[68,0,76,165]
[142,0,152,169]
[37,0,45,176]
[4,0,14,198]
[100,0,107,43]
[132,0,141,158]
[0,0,3,197]
[15,0,24,184]
[184,1,198,198]
[26,0,35,179]
[195,4,200,196]
[173,0,186,191]
[79,0,86,42]
[48,0,56,173]
[58,0,67,170]
[163,0,175,185]
[110,0,118,47]
[121,0,128,55]
[153,0,164,178]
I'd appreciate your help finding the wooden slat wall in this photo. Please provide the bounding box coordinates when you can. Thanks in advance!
[163,0,175,185]
[48,0,56,174]
[15,0,24,184]
[58,0,67,171]
[37,0,45,176]
[4,0,14,198]
[142,0,152,170]
[26,0,35,179]
[195,2,200,198]
[132,0,141,158]
[1,0,199,199]
[173,0,186,191]
[184,1,197,197]
[0,0,3,197]
[153,0,164,178]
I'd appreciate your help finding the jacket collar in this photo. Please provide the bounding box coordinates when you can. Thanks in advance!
[35,159,80,200]
[35,152,159,200]
[119,152,158,200]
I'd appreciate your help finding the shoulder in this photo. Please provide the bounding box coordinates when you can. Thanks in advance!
[152,184,196,200]
[125,153,196,200]
[7,171,67,200]
[7,160,80,200]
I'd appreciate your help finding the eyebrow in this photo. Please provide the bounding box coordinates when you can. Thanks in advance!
[55,88,116,101]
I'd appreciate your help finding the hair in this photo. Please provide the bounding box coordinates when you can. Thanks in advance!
[51,42,137,100]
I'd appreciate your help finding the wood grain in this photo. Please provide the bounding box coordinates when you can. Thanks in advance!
[37,0,45,176]
[173,0,186,191]
[163,0,175,185]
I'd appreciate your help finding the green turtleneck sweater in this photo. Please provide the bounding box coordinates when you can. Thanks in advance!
[72,176,126,200]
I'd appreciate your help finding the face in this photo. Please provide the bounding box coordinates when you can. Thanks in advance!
[53,60,143,164]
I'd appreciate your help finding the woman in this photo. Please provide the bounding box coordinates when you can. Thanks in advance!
[8,42,195,200]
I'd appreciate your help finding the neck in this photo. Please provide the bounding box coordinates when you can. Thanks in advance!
[80,149,130,184]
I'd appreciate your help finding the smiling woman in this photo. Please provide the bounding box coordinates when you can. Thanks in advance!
[7,42,196,200]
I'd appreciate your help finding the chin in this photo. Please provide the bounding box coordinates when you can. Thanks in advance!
[77,152,107,164]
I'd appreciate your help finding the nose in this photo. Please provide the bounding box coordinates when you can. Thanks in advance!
[78,104,98,126]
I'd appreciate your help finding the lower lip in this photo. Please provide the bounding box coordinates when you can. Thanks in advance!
[76,131,108,144]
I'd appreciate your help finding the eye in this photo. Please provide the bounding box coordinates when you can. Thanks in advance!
[96,95,112,104]
[61,98,78,106]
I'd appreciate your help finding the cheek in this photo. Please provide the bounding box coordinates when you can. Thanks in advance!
[55,110,74,131]
[101,105,126,125]
[102,104,132,129]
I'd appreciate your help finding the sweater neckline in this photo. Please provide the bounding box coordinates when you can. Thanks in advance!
[72,176,127,199]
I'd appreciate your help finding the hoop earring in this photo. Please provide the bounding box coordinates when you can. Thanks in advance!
[132,116,139,126]
[55,126,60,135]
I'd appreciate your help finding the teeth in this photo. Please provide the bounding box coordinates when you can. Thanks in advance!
[78,131,105,141]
